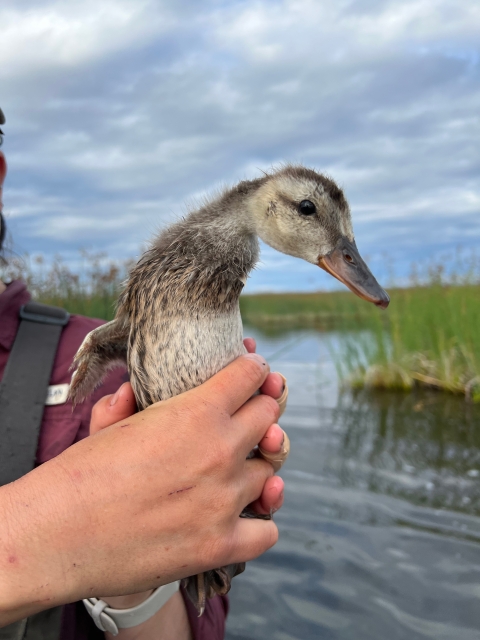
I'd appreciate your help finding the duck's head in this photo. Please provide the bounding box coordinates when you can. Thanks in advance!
[249,165,390,309]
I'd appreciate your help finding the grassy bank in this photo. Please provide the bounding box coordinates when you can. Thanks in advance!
[334,284,480,402]
[241,285,480,400]
[1,252,127,321]
[239,290,374,330]
[3,251,479,400]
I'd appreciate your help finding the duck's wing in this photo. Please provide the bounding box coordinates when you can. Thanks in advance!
[69,319,129,405]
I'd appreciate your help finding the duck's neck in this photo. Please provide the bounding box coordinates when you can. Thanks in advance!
[124,179,265,317]
[184,185,260,277]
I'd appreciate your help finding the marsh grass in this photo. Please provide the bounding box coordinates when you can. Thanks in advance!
[334,266,480,401]
[1,251,132,321]
[3,250,479,399]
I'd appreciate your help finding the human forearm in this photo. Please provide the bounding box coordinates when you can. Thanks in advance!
[0,463,81,624]
[0,481,189,635]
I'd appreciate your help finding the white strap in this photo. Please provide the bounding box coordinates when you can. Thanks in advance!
[83,581,180,636]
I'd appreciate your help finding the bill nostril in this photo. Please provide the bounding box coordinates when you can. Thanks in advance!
[344,253,354,264]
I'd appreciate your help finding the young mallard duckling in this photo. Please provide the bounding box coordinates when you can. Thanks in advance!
[69,165,389,612]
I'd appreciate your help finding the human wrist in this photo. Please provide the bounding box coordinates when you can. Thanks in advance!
[83,583,183,637]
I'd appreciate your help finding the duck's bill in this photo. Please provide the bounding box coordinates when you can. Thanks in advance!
[318,238,390,309]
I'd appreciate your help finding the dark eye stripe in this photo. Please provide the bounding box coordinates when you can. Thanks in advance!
[298,200,316,216]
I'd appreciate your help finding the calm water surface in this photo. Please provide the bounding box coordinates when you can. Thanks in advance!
[226,328,480,640]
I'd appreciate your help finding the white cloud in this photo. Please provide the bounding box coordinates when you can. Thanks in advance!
[0,0,479,290]
[214,0,480,64]
[0,0,174,79]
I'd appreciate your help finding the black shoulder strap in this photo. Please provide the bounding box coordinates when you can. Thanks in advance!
[0,301,69,486]
[0,302,69,640]
[0,607,63,640]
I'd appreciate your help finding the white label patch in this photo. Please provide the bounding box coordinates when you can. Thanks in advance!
[45,383,70,406]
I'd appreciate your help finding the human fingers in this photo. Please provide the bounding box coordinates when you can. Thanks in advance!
[228,517,279,566]
[89,382,137,435]
[249,475,285,516]
[237,458,274,510]
[243,337,256,353]
[253,423,290,473]
[260,372,284,399]
[258,429,290,472]
[193,353,270,416]
[231,393,280,457]
[258,423,285,453]
[262,373,288,417]
[276,376,288,417]
[242,339,286,404]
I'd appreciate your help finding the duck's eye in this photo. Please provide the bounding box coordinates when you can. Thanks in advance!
[298,200,316,216]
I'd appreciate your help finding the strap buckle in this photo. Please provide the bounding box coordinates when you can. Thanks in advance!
[20,302,70,326]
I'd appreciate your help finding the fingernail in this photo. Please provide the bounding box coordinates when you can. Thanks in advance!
[110,383,125,406]
[278,434,285,451]
[274,372,285,394]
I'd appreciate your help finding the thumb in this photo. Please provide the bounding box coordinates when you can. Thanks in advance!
[89,382,137,435]
[192,353,270,417]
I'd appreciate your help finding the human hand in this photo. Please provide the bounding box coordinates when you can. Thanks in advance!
[0,352,287,626]
[88,340,288,619]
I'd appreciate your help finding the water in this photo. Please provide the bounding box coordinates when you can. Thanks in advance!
[226,328,480,640]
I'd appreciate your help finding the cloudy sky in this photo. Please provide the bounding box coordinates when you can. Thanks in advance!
[1,0,479,291]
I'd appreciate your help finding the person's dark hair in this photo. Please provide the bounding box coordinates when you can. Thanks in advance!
[0,211,5,252]
[0,104,7,255]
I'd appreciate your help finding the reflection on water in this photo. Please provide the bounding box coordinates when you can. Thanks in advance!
[226,327,480,640]
[335,389,480,517]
